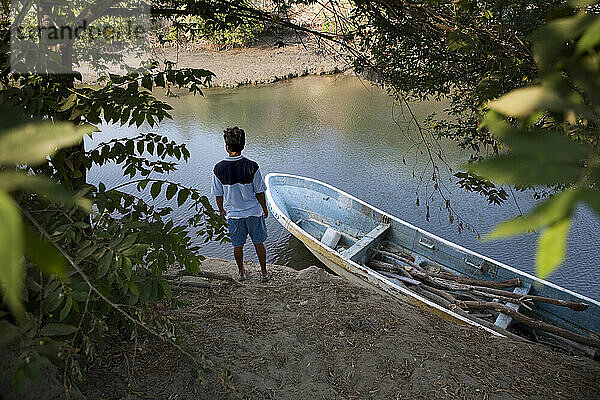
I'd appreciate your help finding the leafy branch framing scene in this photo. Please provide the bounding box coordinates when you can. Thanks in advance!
[1,0,600,399]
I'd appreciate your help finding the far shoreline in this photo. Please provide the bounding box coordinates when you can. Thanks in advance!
[78,37,350,88]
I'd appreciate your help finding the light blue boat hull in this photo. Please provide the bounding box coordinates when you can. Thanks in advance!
[265,173,600,342]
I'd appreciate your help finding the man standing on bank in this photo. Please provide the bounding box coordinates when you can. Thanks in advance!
[212,127,271,282]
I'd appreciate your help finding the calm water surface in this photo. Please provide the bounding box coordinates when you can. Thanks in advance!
[88,75,600,300]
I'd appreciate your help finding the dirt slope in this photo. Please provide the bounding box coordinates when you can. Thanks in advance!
[78,258,600,400]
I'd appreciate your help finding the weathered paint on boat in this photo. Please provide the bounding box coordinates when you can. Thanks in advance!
[265,173,600,341]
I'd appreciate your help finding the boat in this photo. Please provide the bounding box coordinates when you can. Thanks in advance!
[265,173,600,356]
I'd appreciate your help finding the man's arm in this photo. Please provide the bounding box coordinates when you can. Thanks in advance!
[252,167,268,218]
[255,192,268,218]
[211,172,226,217]
[215,196,226,217]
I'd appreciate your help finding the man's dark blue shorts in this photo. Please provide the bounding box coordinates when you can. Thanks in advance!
[228,216,267,247]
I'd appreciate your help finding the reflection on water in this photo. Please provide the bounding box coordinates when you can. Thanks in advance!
[87,75,600,300]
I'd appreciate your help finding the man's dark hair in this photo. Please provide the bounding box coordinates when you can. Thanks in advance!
[223,127,245,153]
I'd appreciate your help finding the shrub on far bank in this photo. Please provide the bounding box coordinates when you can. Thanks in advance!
[157,16,267,50]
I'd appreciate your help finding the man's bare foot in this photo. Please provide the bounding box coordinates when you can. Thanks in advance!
[260,271,272,282]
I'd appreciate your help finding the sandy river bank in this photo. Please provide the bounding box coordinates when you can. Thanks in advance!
[74,257,599,400]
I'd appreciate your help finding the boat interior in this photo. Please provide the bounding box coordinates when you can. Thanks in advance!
[267,175,600,343]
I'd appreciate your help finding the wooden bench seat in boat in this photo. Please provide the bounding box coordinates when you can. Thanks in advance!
[342,222,391,263]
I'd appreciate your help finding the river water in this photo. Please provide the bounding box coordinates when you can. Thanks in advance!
[88,75,600,300]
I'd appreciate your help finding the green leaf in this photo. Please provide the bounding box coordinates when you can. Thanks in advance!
[154,73,165,87]
[151,181,162,199]
[116,233,138,251]
[533,14,593,67]
[487,86,567,118]
[0,122,86,166]
[576,17,600,55]
[43,283,64,313]
[507,131,586,162]
[120,108,131,125]
[59,296,72,321]
[71,290,89,302]
[0,320,20,346]
[486,189,580,239]
[92,247,108,261]
[128,292,139,305]
[13,365,26,391]
[122,256,133,280]
[76,242,98,262]
[122,243,149,257]
[117,232,138,251]
[24,226,65,279]
[470,115,588,186]
[43,279,61,299]
[177,188,190,206]
[175,72,184,86]
[467,154,582,186]
[97,250,113,278]
[23,357,43,381]
[446,30,473,53]
[166,183,177,200]
[126,140,135,154]
[142,75,153,91]
[137,179,149,191]
[39,323,76,336]
[57,93,77,112]
[0,192,24,317]
[129,281,139,295]
[0,172,92,212]
[536,218,572,279]
[569,0,599,7]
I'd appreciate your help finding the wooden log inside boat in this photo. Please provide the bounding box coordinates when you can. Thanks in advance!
[379,269,458,303]
[457,301,600,348]
[468,313,496,319]
[470,289,534,310]
[377,268,525,341]
[429,278,589,312]
[378,270,421,286]
[419,281,458,304]
[372,260,593,346]
[434,270,521,290]
[387,268,464,314]
[455,292,489,302]
[369,260,404,274]
[379,241,416,262]
[369,260,589,312]
[371,260,481,304]
[373,249,418,265]
[372,251,521,289]
[413,284,456,310]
